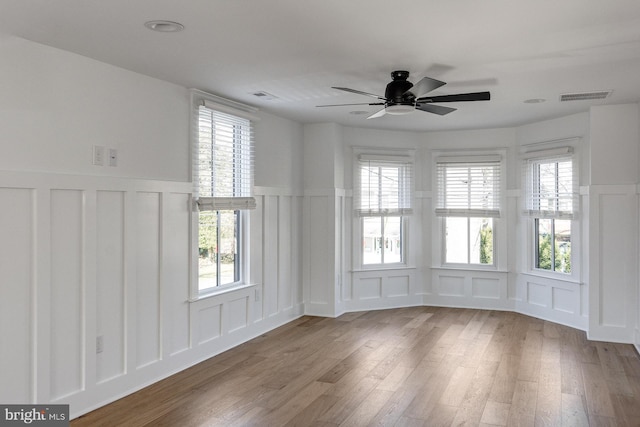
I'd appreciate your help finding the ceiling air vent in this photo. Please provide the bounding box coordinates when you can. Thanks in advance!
[559,90,612,102]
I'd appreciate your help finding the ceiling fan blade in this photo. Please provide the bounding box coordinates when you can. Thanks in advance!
[404,76,446,98]
[366,108,387,119]
[418,91,491,103]
[415,103,457,116]
[332,87,386,100]
[316,102,385,107]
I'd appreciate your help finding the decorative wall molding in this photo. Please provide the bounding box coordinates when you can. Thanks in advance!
[0,171,304,418]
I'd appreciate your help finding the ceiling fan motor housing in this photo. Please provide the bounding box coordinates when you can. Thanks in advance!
[385,70,415,106]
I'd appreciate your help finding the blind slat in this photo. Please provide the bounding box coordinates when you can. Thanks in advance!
[523,154,576,219]
[355,156,413,217]
[436,159,501,217]
[194,105,255,210]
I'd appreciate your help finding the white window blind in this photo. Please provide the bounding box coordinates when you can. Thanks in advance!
[195,103,255,210]
[436,156,501,218]
[355,154,413,216]
[523,151,576,219]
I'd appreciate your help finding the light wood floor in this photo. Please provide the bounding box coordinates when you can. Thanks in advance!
[72,307,640,426]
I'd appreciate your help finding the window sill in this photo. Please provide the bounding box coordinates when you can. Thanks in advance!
[431,265,508,274]
[351,265,417,273]
[521,271,582,285]
[188,282,256,303]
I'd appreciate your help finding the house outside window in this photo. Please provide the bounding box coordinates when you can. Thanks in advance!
[435,155,501,266]
[355,153,413,266]
[194,98,256,294]
[523,148,576,274]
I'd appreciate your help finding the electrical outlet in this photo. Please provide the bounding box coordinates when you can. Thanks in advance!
[96,335,104,354]
[93,146,105,166]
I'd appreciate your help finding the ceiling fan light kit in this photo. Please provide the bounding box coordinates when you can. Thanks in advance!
[318,70,491,119]
[385,104,415,115]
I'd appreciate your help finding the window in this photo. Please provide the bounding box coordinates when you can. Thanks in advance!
[436,156,501,265]
[194,99,255,293]
[356,154,413,265]
[524,150,576,274]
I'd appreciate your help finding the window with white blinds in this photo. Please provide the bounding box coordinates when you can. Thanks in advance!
[195,103,255,210]
[523,149,576,219]
[355,154,413,217]
[435,156,501,218]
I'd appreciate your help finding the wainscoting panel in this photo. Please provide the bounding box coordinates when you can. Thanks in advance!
[471,277,501,299]
[348,269,418,311]
[588,185,638,342]
[135,192,161,369]
[278,196,294,312]
[96,190,126,384]
[263,195,279,317]
[0,171,304,419]
[428,269,511,310]
[163,192,191,357]
[197,304,222,344]
[227,296,249,333]
[439,275,466,297]
[357,277,382,300]
[387,275,410,297]
[0,188,34,403]
[306,195,331,306]
[516,274,585,330]
[50,189,85,400]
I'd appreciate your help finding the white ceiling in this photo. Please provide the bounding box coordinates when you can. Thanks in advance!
[2,0,640,132]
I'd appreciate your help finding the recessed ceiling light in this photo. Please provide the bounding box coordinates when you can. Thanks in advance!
[524,98,546,104]
[144,20,185,32]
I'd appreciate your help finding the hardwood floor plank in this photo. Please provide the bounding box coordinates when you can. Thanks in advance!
[438,365,477,407]
[581,362,616,418]
[69,309,640,427]
[257,381,333,426]
[561,393,589,427]
[535,356,562,427]
[316,377,380,424]
[506,380,538,427]
[488,353,519,403]
[336,388,394,427]
[284,394,340,427]
[480,400,511,426]
[449,363,495,426]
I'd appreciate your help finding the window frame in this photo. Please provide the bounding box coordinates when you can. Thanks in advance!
[432,150,506,270]
[190,90,258,300]
[353,148,414,269]
[522,146,578,278]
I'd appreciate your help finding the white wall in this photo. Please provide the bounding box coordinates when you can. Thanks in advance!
[0,37,304,418]
[0,36,189,181]
[587,104,639,343]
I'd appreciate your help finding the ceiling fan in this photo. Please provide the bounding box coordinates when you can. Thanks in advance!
[317,70,490,119]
